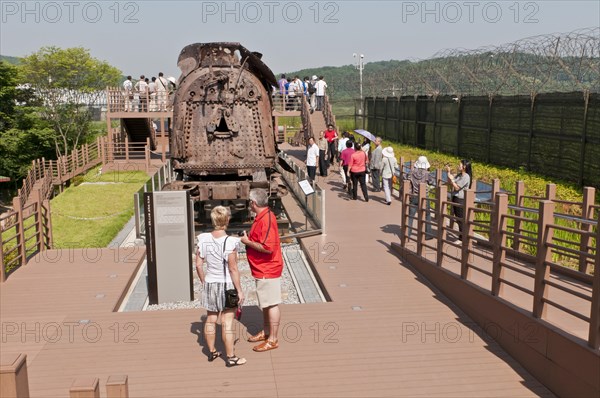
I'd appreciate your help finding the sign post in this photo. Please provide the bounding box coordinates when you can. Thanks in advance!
[298,179,315,232]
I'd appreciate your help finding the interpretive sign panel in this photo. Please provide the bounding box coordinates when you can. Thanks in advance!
[144,191,194,304]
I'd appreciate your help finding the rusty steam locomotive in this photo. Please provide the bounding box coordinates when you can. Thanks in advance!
[163,42,288,222]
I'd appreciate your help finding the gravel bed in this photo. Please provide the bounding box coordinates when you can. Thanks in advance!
[146,242,301,311]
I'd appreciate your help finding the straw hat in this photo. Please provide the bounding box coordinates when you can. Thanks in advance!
[414,156,430,169]
[382,147,395,158]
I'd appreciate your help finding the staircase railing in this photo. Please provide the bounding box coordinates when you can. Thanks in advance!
[323,94,337,130]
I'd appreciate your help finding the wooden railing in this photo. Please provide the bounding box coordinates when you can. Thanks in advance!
[0,354,129,398]
[106,87,173,113]
[272,94,304,112]
[322,94,336,129]
[400,180,599,349]
[1,136,154,280]
[0,191,52,282]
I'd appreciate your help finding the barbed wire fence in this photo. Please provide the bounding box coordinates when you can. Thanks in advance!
[368,27,599,98]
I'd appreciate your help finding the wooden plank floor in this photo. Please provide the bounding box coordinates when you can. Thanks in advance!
[0,147,557,397]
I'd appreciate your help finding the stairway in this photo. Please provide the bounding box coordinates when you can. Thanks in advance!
[122,118,156,149]
[308,110,328,138]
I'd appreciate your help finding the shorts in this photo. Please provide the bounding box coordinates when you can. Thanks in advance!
[201,281,235,312]
[255,278,282,309]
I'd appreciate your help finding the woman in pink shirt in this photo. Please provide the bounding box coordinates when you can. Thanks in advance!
[347,141,369,202]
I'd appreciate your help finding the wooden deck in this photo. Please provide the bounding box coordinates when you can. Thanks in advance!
[0,149,558,397]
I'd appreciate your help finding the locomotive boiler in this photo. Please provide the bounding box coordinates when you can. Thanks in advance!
[163,42,287,222]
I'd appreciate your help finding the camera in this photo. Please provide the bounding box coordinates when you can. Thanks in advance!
[237,231,246,237]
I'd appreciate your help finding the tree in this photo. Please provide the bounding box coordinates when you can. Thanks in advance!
[20,47,121,157]
[0,61,55,182]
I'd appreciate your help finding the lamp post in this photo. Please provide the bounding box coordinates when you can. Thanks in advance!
[353,53,364,101]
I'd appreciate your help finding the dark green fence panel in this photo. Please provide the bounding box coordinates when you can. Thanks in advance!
[363,92,599,187]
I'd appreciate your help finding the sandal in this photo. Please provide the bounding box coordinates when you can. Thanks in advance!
[226,356,247,367]
[247,331,269,343]
[253,339,279,352]
[208,350,221,362]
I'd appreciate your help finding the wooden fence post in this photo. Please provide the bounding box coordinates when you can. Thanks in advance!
[400,180,411,246]
[545,183,556,201]
[460,189,475,280]
[44,200,53,249]
[61,155,67,183]
[0,226,5,282]
[579,187,595,273]
[125,136,130,161]
[512,180,525,251]
[397,156,405,200]
[12,196,26,268]
[588,214,600,349]
[492,193,508,296]
[416,182,426,256]
[70,378,100,398]
[0,353,30,398]
[146,138,151,172]
[491,178,500,198]
[33,189,43,252]
[73,149,79,174]
[106,375,129,398]
[533,200,555,319]
[436,184,448,267]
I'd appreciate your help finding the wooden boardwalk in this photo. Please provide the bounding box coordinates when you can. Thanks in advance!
[0,150,557,397]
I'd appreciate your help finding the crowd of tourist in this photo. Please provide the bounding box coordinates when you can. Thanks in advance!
[122,73,176,112]
[304,125,474,240]
[275,74,327,112]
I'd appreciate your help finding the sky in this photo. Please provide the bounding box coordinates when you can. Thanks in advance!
[1,0,599,79]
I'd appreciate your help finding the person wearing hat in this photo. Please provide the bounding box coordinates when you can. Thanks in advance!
[404,156,436,239]
[381,147,398,205]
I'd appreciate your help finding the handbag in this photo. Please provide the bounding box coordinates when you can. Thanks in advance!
[221,236,239,309]
[388,158,401,178]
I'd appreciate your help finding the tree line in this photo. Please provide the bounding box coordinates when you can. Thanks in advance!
[0,47,121,185]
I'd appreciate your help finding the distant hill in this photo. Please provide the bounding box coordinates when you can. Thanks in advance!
[0,55,21,65]
[281,53,599,103]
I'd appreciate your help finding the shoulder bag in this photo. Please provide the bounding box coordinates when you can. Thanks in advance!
[221,236,239,309]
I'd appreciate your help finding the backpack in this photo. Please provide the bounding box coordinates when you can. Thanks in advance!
[308,82,316,94]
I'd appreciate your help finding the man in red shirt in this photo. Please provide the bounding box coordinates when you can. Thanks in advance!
[323,124,338,165]
[240,188,283,352]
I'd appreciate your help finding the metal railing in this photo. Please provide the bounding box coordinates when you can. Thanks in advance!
[276,152,325,233]
[133,160,175,239]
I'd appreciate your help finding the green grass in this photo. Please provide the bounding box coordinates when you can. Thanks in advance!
[50,166,148,248]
